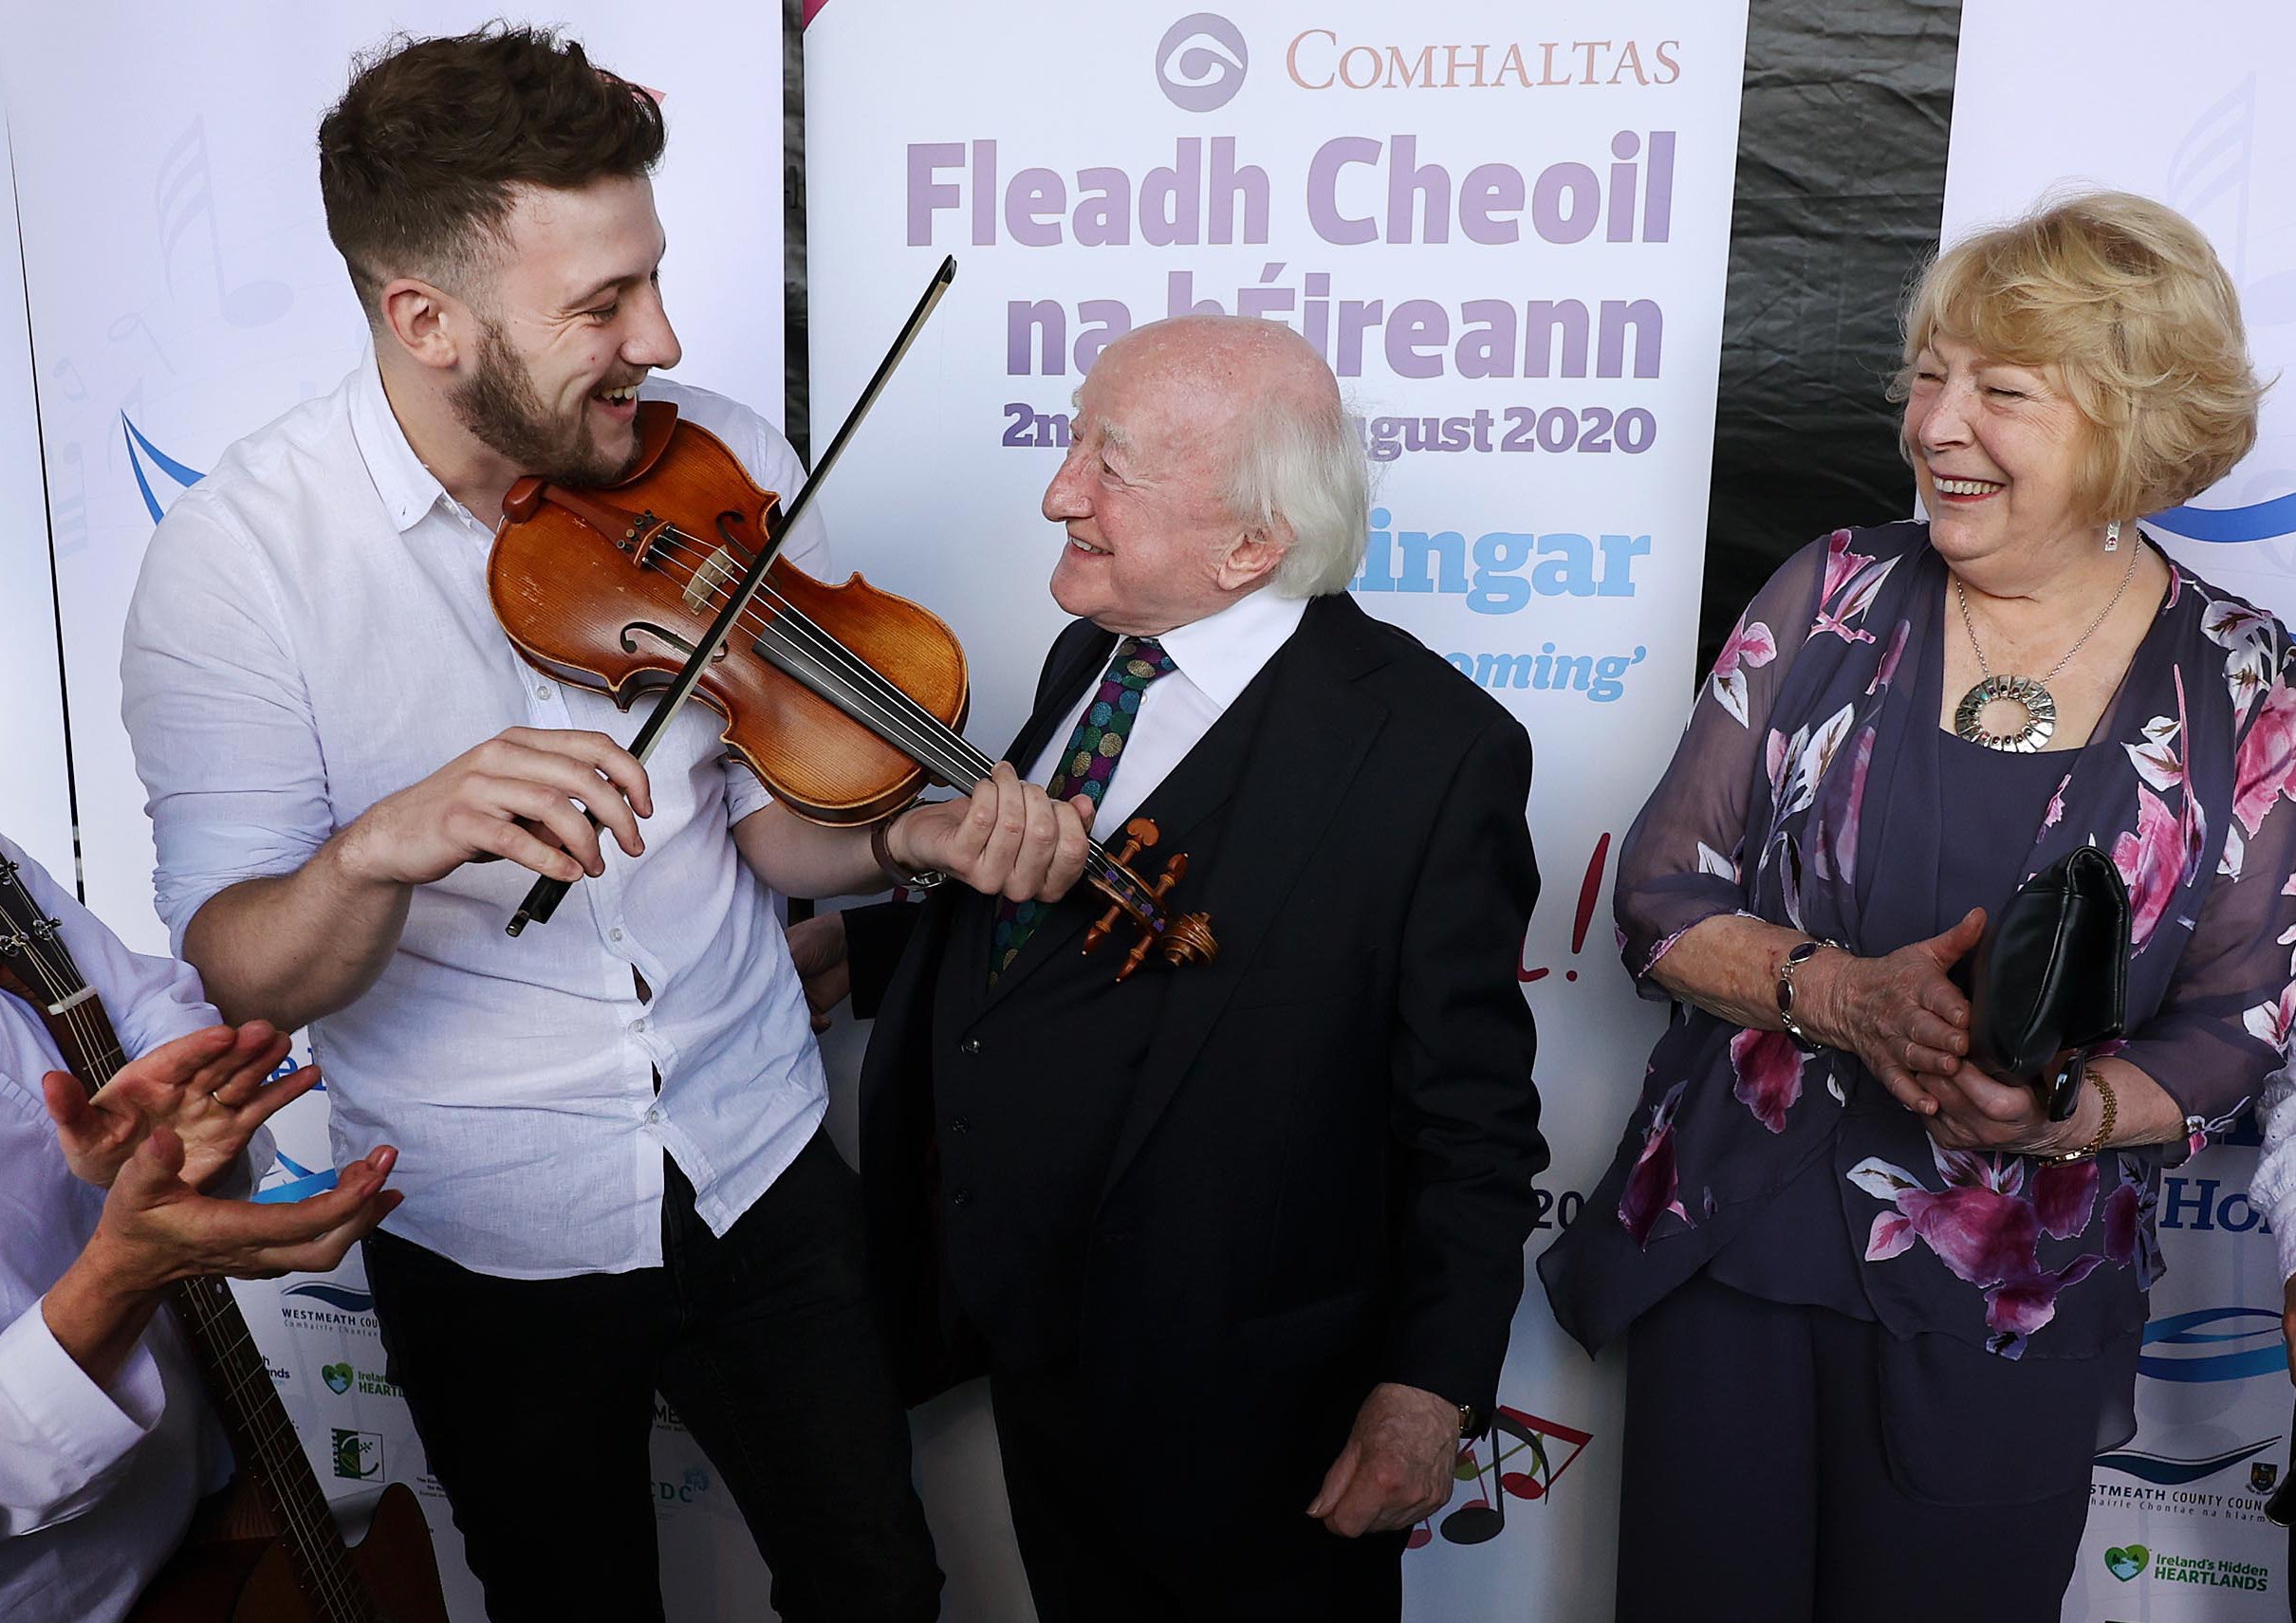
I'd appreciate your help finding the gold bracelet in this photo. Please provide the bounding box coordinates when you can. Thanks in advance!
[2042,1067,2117,1165]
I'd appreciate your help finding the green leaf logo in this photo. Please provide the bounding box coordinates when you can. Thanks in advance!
[2104,1544,2151,1582]
[322,1362,353,1393]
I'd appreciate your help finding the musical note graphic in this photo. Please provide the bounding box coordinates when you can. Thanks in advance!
[49,442,87,558]
[2164,75,2254,280]
[48,357,87,402]
[154,116,292,329]
[106,310,174,372]
[1414,1405,1595,1550]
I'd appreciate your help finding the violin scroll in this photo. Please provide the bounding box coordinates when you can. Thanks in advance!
[1084,818,1220,982]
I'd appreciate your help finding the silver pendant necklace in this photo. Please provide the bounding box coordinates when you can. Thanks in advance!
[1953,539,2140,752]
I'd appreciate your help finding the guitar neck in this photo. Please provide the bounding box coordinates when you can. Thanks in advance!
[0,859,380,1622]
[170,1277,380,1623]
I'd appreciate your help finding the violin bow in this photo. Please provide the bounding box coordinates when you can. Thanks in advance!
[508,255,958,935]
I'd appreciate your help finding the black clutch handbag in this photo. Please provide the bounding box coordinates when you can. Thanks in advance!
[1963,846,2131,1120]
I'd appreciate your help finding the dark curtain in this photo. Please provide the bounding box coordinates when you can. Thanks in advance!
[1698,0,1962,674]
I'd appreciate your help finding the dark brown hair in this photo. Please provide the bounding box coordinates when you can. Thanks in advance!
[318,24,666,319]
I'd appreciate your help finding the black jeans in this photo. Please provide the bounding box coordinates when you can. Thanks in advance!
[363,1131,941,1623]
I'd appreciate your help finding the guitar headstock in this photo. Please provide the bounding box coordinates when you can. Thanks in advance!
[0,855,63,967]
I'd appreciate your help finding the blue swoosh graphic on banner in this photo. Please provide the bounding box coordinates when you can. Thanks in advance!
[2139,1307,2287,1382]
[280,1282,373,1313]
[251,1149,340,1204]
[120,414,204,523]
[2150,493,2296,544]
[2094,1438,2278,1485]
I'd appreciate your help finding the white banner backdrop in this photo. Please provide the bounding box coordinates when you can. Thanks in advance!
[0,106,74,884]
[805,4,1749,1617]
[1942,3,2296,1617]
[3,9,787,1618]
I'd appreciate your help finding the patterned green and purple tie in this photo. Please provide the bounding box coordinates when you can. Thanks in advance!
[989,636,1176,984]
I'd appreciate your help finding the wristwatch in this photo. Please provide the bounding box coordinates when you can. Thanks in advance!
[870,813,946,892]
[1456,1401,1486,1439]
[1776,938,1831,1052]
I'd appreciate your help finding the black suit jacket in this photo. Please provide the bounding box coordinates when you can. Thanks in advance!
[850,593,1546,1541]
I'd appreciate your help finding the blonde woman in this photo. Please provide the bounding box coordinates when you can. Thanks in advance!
[1543,194,2293,1619]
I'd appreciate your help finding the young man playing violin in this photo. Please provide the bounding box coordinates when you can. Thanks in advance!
[801,314,1549,1621]
[118,27,1085,1623]
[0,834,401,1623]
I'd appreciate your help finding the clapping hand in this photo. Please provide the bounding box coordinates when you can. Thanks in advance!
[43,1021,316,1191]
[85,1128,401,1291]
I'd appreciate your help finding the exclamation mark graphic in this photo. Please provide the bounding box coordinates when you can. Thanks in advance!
[1520,832,1611,984]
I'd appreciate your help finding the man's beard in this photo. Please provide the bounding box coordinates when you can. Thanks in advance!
[450,318,641,487]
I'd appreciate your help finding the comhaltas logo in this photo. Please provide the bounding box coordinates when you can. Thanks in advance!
[332,1429,383,1481]
[1157,14,1247,112]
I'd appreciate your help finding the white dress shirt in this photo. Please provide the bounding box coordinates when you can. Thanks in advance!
[2252,1072,2296,1285]
[121,356,831,1279]
[0,835,231,1623]
[1025,587,1309,832]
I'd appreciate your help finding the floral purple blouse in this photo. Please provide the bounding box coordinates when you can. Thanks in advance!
[1542,521,2296,1371]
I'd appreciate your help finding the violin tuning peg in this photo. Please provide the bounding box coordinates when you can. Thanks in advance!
[1125,817,1160,850]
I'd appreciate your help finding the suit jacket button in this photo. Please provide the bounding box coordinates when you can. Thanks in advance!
[949,1116,972,1134]
[959,1038,982,1056]
[951,1189,973,1207]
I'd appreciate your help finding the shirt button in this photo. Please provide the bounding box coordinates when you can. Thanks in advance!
[609,928,624,943]
[951,1189,972,1208]
[632,1018,649,1034]
[950,1116,972,1134]
[959,1038,982,1056]
[644,1106,661,1126]
[535,682,554,700]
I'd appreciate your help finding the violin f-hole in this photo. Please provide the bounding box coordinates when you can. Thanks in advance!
[620,621,731,665]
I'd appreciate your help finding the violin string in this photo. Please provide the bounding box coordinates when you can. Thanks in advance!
[661,550,1148,907]
[637,530,1151,905]
[573,522,1147,906]
[636,528,1153,909]
[638,530,989,782]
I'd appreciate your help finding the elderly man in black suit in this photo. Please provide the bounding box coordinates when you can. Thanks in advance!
[797,313,1546,1621]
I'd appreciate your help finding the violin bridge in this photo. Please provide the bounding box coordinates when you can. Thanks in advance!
[683,547,744,614]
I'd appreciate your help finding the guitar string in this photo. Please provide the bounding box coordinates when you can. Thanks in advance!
[0,875,370,1619]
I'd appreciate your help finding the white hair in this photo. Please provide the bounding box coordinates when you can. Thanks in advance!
[1224,381,1370,598]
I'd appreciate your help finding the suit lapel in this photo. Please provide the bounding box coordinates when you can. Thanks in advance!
[950,621,1114,1007]
[1006,621,1115,784]
[982,654,1270,1003]
[1098,597,1394,1198]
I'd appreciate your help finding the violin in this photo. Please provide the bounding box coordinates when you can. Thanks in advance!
[484,260,1215,979]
